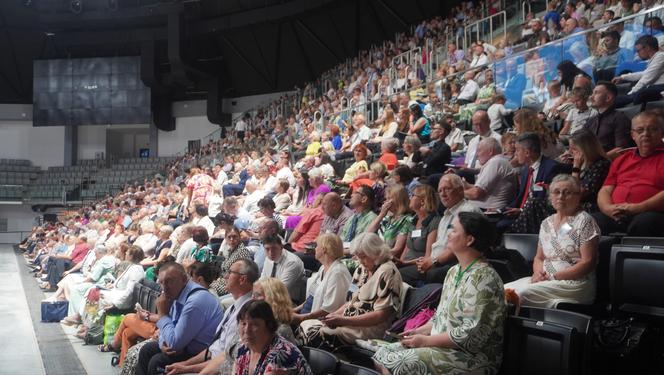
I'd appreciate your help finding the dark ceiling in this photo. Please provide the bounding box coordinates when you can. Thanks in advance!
[0,0,446,105]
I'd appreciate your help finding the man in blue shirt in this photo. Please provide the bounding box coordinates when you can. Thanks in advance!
[135,262,223,375]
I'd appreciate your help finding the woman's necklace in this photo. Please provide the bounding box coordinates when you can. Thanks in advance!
[454,256,482,288]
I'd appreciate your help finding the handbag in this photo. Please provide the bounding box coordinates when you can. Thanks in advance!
[592,318,648,357]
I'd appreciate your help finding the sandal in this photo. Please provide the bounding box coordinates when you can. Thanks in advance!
[97,344,118,353]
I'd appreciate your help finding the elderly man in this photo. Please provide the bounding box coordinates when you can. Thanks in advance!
[320,192,353,236]
[136,262,223,375]
[400,174,481,285]
[164,259,257,375]
[454,110,502,184]
[261,234,306,302]
[463,138,517,211]
[593,111,664,236]
[340,185,378,245]
[613,35,664,106]
[456,70,479,105]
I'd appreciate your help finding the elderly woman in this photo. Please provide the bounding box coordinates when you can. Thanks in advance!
[284,167,331,230]
[60,244,117,325]
[253,278,298,343]
[100,245,145,310]
[105,224,128,250]
[402,135,423,169]
[305,131,322,156]
[367,184,414,258]
[349,161,388,195]
[133,221,159,256]
[378,138,399,171]
[340,144,369,184]
[209,226,252,296]
[373,212,506,375]
[234,300,313,375]
[292,233,352,325]
[505,175,600,308]
[299,233,402,352]
[398,185,440,272]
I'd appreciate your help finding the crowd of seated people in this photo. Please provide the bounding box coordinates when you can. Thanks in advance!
[16,1,664,374]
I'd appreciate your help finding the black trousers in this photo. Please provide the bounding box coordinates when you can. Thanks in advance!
[591,210,664,237]
[399,263,453,286]
[46,258,73,287]
[135,340,196,375]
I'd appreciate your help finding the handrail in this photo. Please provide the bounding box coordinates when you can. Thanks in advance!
[464,11,507,50]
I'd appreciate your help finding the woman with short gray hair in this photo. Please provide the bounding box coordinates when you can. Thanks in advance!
[505,174,600,308]
[298,232,402,352]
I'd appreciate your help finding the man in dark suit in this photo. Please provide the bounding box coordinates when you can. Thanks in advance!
[422,119,452,184]
[498,132,564,230]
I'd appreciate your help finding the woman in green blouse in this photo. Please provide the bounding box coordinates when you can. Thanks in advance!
[373,212,506,375]
[366,184,414,259]
[183,226,213,269]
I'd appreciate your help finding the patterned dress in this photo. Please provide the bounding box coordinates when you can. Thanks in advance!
[374,261,506,375]
[377,214,414,249]
[504,211,600,308]
[298,261,402,351]
[209,243,252,296]
[234,335,313,375]
[189,244,214,263]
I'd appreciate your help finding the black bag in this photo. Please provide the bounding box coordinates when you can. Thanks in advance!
[84,321,105,346]
[592,318,648,357]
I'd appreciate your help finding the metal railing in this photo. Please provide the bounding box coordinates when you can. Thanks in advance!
[464,11,507,50]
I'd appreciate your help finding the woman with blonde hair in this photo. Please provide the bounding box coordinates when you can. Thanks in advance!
[253,278,298,343]
[367,184,414,258]
[513,108,564,159]
[292,233,352,325]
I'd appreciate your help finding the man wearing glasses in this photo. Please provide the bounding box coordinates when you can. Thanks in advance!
[594,111,664,236]
[613,35,664,106]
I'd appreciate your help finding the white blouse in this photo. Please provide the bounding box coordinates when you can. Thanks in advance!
[307,260,352,313]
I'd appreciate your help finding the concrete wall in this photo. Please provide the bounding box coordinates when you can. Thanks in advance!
[157,116,220,157]
[0,121,66,168]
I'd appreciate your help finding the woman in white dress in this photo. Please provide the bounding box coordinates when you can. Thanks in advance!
[504,174,600,308]
[100,245,146,310]
[292,233,352,325]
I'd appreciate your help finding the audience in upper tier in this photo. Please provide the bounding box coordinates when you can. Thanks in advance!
[18,1,664,374]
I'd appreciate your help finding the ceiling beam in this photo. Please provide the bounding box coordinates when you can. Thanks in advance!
[290,22,315,82]
[221,36,273,88]
[375,0,408,29]
[294,20,342,63]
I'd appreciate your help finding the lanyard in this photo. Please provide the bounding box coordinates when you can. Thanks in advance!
[454,256,481,288]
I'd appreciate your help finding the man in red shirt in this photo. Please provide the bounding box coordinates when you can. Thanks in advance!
[41,235,91,291]
[594,111,664,236]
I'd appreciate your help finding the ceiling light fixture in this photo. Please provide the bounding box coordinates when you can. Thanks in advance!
[70,0,83,14]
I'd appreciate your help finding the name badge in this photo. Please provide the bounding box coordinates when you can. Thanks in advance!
[411,229,422,238]
[559,222,573,236]
[533,184,544,192]
[343,242,352,248]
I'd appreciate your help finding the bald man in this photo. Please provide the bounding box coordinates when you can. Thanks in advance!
[320,192,353,236]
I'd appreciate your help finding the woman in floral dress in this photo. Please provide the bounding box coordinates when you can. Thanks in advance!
[373,212,506,375]
[234,300,312,375]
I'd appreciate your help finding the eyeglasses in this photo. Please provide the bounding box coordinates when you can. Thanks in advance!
[550,190,580,196]
[631,127,662,135]
[227,270,246,276]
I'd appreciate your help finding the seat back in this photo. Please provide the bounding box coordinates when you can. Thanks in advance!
[621,237,664,248]
[503,234,539,266]
[502,315,579,375]
[616,104,642,120]
[610,245,664,319]
[300,347,337,375]
[336,362,381,375]
[400,283,443,317]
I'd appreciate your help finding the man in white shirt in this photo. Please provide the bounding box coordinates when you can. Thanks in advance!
[460,110,502,176]
[456,71,480,105]
[260,234,306,303]
[470,43,490,68]
[463,138,517,211]
[234,116,247,141]
[352,113,373,150]
[487,94,512,132]
[164,259,257,374]
[275,157,296,187]
[613,35,664,106]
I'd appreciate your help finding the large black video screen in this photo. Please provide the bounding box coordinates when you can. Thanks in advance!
[33,57,151,126]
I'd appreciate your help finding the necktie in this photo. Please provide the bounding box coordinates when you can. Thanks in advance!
[345,214,360,242]
[270,263,278,277]
[520,167,535,209]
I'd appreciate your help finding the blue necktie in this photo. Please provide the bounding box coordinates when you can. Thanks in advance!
[345,214,360,242]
